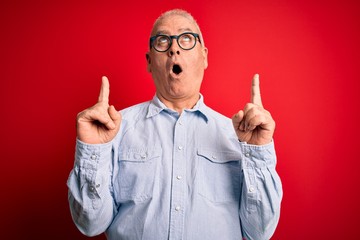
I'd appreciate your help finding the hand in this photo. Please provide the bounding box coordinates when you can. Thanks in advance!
[232,74,275,145]
[76,76,122,144]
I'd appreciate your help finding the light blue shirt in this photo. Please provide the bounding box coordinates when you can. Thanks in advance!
[67,95,282,240]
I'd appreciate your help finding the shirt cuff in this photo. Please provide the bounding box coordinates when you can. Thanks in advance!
[74,139,113,198]
[239,140,277,169]
[75,139,113,168]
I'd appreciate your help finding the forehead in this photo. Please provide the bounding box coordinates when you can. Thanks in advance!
[151,14,198,35]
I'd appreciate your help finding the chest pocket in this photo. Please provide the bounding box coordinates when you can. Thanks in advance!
[197,148,242,203]
[114,147,162,203]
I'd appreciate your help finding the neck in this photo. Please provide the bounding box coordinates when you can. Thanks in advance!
[157,93,200,114]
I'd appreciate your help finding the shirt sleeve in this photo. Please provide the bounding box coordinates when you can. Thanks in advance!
[239,141,283,240]
[67,139,115,237]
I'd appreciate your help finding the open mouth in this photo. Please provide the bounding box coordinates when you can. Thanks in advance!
[172,64,183,75]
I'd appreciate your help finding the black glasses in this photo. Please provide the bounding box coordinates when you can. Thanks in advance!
[149,32,201,52]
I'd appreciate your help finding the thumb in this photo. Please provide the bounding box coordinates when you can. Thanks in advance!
[232,110,244,127]
[108,105,122,126]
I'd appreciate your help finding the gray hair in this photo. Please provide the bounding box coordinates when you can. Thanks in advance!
[150,9,205,48]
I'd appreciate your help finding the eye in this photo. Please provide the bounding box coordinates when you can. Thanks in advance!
[179,34,195,49]
[157,36,169,45]
[180,34,192,42]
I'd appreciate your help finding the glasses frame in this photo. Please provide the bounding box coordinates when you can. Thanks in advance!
[149,32,201,52]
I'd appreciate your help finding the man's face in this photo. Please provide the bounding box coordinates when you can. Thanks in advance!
[146,14,208,103]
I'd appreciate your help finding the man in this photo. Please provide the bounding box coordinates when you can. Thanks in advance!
[67,9,282,240]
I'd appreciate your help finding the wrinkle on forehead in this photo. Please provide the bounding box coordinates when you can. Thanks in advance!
[155,27,194,35]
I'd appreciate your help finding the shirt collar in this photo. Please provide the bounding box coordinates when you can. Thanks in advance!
[146,94,209,123]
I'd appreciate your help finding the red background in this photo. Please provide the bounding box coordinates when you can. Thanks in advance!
[1,0,359,239]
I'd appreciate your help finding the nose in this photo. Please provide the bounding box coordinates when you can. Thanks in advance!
[169,50,180,56]
[168,38,180,57]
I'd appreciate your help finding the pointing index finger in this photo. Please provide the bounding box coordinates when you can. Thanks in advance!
[251,73,263,107]
[98,76,110,103]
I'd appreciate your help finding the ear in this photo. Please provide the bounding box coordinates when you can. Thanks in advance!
[146,52,151,72]
[202,47,208,70]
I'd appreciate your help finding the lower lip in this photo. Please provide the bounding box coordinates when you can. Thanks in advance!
[170,71,183,79]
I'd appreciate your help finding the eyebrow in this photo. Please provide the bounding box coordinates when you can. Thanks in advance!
[155,27,194,35]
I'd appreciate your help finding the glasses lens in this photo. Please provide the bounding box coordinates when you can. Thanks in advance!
[154,35,170,52]
[178,33,196,50]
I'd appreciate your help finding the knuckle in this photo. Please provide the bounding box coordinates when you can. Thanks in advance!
[83,105,107,120]
[76,111,84,120]
[244,103,253,109]
[243,103,253,112]
[76,108,92,121]
[87,107,98,117]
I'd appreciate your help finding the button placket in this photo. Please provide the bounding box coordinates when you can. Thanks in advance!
[169,114,186,239]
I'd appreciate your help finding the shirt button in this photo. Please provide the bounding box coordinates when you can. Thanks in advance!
[249,186,255,192]
[178,121,183,125]
[89,186,95,192]
[212,155,217,160]
[245,153,250,157]
[176,175,182,180]
[175,206,181,211]
[178,146,183,150]
[91,154,97,160]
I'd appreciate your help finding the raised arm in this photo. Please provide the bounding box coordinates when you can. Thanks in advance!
[232,74,282,239]
[67,76,121,236]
